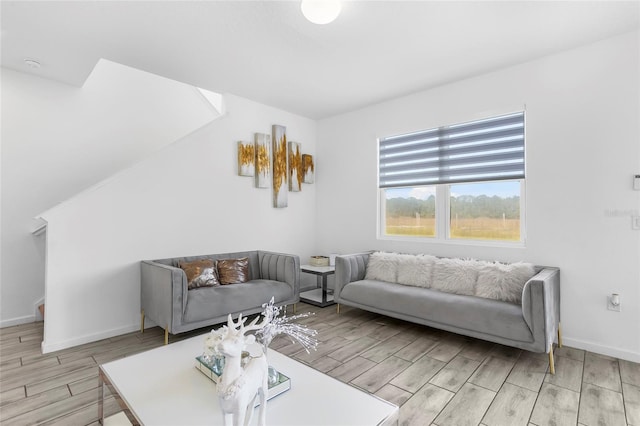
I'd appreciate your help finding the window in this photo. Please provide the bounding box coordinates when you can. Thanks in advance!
[379,112,525,244]
[383,186,436,237]
[449,181,522,241]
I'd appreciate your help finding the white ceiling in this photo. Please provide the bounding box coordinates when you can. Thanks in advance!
[2,1,639,119]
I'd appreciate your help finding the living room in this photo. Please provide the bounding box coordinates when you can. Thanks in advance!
[1,1,639,425]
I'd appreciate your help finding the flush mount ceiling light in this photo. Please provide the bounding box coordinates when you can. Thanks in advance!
[24,58,41,69]
[301,0,341,25]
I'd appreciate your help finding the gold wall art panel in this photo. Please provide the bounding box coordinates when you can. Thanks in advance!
[272,125,288,208]
[237,141,255,177]
[288,141,302,192]
[254,133,271,188]
[302,154,314,184]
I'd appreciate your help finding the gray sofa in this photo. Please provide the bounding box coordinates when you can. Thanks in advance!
[335,252,562,373]
[141,250,300,343]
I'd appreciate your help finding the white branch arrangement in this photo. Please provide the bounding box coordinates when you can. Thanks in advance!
[255,297,319,353]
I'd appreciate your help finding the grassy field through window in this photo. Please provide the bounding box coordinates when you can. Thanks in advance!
[449,217,520,241]
[385,216,436,237]
[383,181,522,242]
[385,216,520,240]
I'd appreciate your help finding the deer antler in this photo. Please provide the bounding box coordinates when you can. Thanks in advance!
[226,314,267,336]
[227,314,246,336]
[240,315,268,335]
[227,314,240,331]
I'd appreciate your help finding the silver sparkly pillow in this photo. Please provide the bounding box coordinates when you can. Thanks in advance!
[190,267,220,289]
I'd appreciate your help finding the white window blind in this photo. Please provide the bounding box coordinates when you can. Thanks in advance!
[379,112,525,188]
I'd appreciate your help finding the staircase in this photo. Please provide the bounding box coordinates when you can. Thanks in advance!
[31,59,225,352]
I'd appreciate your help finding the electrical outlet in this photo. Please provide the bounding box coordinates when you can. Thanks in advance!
[607,295,621,312]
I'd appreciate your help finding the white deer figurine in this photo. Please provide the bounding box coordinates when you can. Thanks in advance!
[217,314,269,426]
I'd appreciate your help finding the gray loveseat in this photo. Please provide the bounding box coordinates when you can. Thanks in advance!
[141,250,300,343]
[335,252,561,373]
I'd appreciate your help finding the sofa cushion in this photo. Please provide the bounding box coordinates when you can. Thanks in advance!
[475,262,536,304]
[178,259,220,290]
[340,279,533,342]
[190,267,220,289]
[431,257,479,296]
[184,279,293,323]
[396,254,436,288]
[365,252,398,283]
[218,257,249,285]
[157,251,260,281]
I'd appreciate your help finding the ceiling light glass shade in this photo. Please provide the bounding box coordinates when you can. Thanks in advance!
[301,0,342,25]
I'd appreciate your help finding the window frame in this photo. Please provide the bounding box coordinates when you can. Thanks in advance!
[377,111,527,247]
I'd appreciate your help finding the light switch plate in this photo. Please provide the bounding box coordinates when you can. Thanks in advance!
[634,174,640,190]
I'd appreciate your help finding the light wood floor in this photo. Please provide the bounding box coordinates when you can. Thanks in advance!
[1,302,639,425]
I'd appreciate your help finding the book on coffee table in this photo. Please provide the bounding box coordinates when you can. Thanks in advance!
[195,355,291,401]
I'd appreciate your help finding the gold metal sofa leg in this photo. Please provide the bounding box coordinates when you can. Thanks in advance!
[164,328,169,345]
[140,310,145,333]
[558,322,563,347]
[337,304,340,314]
[549,345,555,375]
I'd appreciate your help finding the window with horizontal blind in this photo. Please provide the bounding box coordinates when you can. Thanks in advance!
[379,112,526,244]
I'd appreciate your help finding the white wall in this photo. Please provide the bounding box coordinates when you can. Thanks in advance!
[38,93,316,352]
[316,31,640,362]
[1,61,218,327]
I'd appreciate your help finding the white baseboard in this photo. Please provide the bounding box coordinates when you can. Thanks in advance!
[0,314,36,328]
[562,337,640,363]
[41,323,140,354]
[1,295,45,328]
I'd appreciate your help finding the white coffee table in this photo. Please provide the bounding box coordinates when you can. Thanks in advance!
[99,334,398,425]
